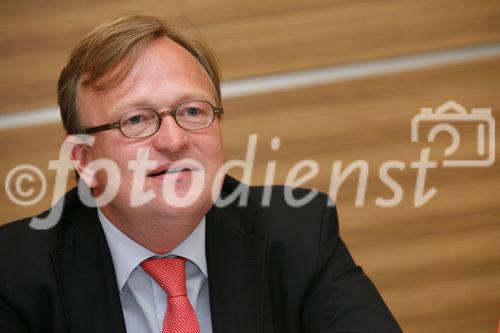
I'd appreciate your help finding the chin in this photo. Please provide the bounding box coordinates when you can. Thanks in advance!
[150,200,208,223]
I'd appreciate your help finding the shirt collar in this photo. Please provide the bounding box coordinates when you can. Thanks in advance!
[97,209,208,293]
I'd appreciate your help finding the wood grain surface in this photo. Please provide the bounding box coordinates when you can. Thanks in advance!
[1,0,500,113]
[1,2,499,332]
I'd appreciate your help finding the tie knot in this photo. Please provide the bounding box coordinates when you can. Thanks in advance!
[141,257,187,297]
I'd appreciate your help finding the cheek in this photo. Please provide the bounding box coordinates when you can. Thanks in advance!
[191,130,224,175]
[207,123,224,150]
[90,139,136,177]
[203,131,224,161]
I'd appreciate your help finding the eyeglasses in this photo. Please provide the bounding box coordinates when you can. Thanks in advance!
[84,100,223,139]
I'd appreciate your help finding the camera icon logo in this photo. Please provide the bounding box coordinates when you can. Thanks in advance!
[411,100,495,167]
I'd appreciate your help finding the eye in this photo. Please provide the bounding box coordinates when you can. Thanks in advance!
[120,109,156,128]
[186,107,201,117]
[127,115,143,124]
[175,101,212,129]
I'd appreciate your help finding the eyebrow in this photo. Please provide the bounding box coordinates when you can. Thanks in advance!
[110,91,216,117]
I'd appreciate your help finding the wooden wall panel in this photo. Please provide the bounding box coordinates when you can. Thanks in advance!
[0,123,73,220]
[190,0,500,78]
[1,57,499,332]
[1,0,500,113]
[0,0,182,114]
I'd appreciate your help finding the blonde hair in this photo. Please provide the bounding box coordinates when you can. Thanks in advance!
[57,13,221,134]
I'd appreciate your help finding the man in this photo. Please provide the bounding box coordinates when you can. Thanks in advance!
[0,14,402,333]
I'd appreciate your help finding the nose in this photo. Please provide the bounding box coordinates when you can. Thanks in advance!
[152,115,189,153]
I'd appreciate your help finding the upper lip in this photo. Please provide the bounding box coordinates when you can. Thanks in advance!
[147,162,199,177]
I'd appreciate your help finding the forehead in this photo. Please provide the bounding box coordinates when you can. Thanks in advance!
[78,37,216,124]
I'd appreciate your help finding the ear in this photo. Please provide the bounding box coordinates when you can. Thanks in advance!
[66,135,98,188]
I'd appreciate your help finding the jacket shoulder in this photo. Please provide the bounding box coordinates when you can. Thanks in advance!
[222,174,333,211]
[0,214,58,255]
[0,187,90,259]
[241,180,338,238]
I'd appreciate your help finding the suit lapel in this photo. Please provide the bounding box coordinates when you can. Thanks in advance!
[50,201,126,333]
[206,196,267,333]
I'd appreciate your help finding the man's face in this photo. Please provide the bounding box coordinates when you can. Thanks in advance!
[77,37,224,225]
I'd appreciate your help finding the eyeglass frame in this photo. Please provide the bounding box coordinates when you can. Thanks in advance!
[83,100,224,139]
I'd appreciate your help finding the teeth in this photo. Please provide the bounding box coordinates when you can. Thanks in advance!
[165,168,184,174]
[152,167,189,176]
[150,168,191,177]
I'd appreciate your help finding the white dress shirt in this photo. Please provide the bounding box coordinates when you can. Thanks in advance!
[98,209,212,333]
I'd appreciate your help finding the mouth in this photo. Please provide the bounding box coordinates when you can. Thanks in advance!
[147,166,196,178]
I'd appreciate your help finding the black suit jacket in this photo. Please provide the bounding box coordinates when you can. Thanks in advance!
[0,176,402,332]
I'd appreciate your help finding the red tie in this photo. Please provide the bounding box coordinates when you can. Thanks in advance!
[141,257,201,333]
